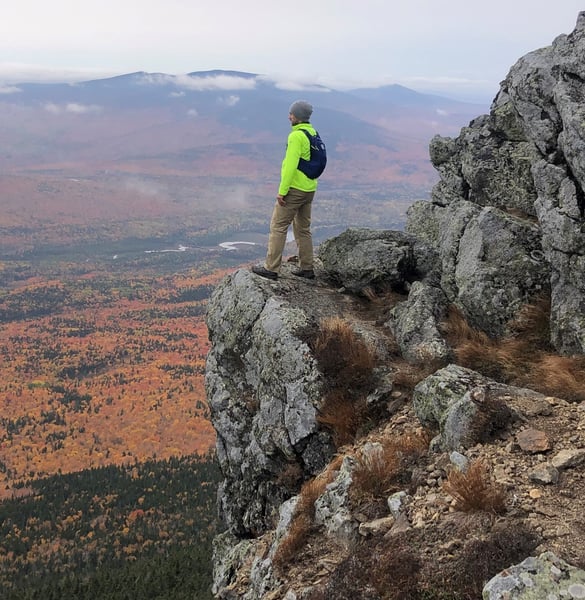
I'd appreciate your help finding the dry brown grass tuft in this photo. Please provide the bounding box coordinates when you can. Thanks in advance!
[465,390,513,445]
[272,512,313,570]
[441,300,585,402]
[508,295,552,348]
[317,389,366,448]
[309,539,422,600]
[441,306,508,379]
[436,523,540,599]
[520,354,585,402]
[441,304,489,345]
[272,474,332,571]
[442,459,506,515]
[312,520,539,600]
[351,431,430,504]
[295,476,328,517]
[312,316,376,387]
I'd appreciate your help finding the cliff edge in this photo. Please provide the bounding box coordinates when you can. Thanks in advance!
[205,13,585,600]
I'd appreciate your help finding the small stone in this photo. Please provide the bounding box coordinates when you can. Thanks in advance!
[449,451,469,471]
[529,488,543,499]
[385,513,411,538]
[387,491,409,518]
[550,565,563,581]
[522,398,554,417]
[529,464,560,484]
[494,465,508,480]
[413,516,425,528]
[517,428,551,453]
[551,449,585,470]
[358,516,395,536]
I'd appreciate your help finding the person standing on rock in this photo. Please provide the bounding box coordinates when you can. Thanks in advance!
[252,100,320,281]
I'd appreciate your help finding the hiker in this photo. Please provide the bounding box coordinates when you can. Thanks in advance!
[252,100,324,281]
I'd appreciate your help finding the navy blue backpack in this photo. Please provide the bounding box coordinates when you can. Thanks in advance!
[297,129,327,179]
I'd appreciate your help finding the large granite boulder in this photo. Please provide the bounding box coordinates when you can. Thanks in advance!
[318,228,417,294]
[412,364,544,450]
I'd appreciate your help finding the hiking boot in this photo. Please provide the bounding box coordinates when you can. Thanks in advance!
[292,268,315,280]
[252,265,278,280]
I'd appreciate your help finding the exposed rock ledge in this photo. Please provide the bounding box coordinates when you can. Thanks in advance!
[205,12,585,600]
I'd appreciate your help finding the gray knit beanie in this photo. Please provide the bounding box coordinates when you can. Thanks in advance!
[289,100,313,121]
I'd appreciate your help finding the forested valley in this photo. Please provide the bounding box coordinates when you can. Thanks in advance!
[0,234,242,596]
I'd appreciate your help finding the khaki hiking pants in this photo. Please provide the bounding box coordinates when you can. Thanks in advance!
[265,188,315,273]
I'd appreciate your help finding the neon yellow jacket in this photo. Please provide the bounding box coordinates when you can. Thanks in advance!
[278,123,319,196]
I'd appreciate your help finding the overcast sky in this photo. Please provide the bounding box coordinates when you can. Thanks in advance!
[1,1,583,101]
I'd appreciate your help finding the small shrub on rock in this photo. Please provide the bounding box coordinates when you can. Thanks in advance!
[317,389,367,448]
[312,316,376,388]
[442,459,506,515]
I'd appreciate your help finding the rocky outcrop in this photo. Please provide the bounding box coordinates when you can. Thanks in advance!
[408,12,585,351]
[205,12,585,600]
[205,269,331,536]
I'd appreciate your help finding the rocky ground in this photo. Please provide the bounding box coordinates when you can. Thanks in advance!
[246,258,585,598]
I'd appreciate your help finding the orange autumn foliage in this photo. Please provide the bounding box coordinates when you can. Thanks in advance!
[0,267,230,497]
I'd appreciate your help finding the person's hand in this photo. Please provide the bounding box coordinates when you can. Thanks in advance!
[277,194,286,206]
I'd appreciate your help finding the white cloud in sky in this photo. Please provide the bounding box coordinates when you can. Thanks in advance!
[261,75,332,93]
[217,95,240,107]
[0,1,582,101]
[0,62,119,84]
[0,85,21,94]
[138,73,257,91]
[44,103,102,115]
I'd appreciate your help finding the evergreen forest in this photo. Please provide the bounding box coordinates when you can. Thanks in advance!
[0,454,221,599]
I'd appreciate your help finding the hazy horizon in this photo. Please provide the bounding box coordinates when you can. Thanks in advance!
[1,1,583,104]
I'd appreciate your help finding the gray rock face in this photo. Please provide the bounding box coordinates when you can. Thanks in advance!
[412,364,542,450]
[454,207,548,336]
[482,551,585,599]
[318,228,417,294]
[388,280,451,363]
[406,11,585,351]
[314,456,359,545]
[205,269,331,536]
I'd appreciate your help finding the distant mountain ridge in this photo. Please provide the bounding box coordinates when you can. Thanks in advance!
[0,69,487,176]
[7,69,484,108]
[0,69,489,247]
